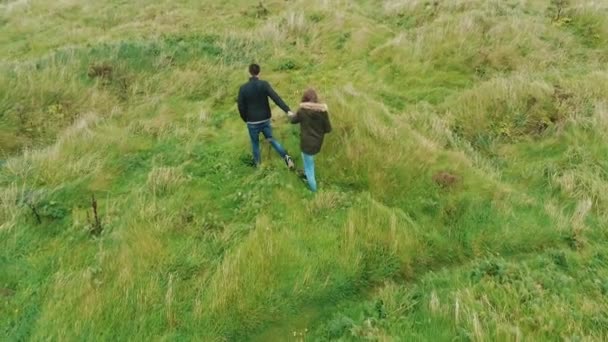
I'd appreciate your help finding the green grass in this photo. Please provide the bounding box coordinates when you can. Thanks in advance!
[1,0,608,340]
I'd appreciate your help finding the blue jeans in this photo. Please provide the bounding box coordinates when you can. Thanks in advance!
[302,152,317,192]
[247,121,287,165]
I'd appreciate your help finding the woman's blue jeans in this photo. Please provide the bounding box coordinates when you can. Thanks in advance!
[302,152,317,192]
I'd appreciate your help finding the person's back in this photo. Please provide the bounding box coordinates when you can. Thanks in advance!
[238,68,290,124]
[295,103,331,155]
[239,78,272,123]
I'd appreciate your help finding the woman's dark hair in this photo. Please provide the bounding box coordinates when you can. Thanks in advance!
[301,88,319,103]
[249,64,261,76]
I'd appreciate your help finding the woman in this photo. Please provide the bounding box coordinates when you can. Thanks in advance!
[289,88,332,192]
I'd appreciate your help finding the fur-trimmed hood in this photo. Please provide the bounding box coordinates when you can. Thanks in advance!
[299,102,328,112]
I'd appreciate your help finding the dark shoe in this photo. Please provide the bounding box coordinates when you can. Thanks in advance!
[240,154,257,168]
[297,169,307,181]
[284,155,295,170]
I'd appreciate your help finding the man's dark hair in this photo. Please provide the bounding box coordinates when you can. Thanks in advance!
[249,64,261,76]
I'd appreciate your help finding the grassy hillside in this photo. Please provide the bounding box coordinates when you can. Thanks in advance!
[1,0,608,340]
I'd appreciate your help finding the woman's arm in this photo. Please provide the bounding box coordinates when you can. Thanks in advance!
[323,112,332,133]
[289,110,301,124]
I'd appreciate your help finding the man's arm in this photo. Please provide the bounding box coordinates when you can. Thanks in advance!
[237,87,247,122]
[265,82,291,114]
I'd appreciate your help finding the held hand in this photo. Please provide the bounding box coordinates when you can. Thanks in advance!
[287,111,295,116]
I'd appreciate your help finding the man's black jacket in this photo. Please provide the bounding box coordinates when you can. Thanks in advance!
[237,77,290,123]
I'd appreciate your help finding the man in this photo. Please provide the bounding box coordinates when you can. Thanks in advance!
[237,63,295,169]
